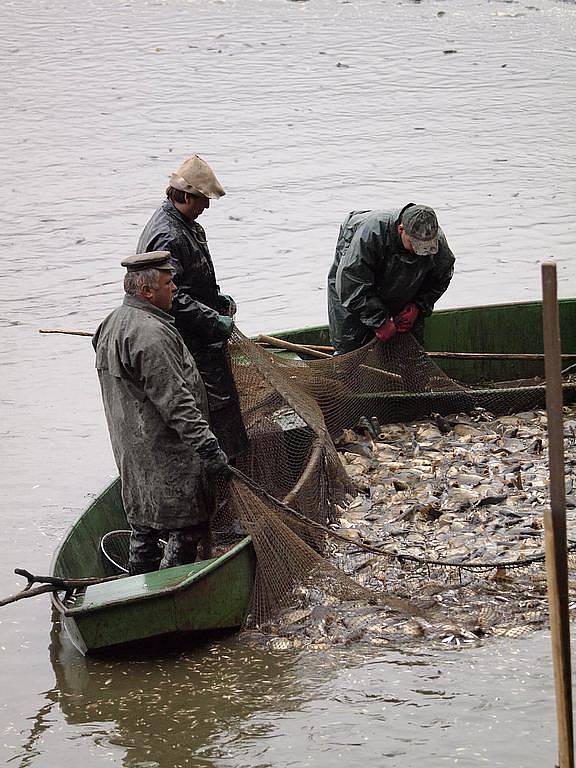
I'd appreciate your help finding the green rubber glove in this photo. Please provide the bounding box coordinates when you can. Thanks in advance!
[218,293,237,317]
[216,314,234,338]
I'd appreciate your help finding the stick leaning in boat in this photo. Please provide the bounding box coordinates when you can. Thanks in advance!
[0,569,124,607]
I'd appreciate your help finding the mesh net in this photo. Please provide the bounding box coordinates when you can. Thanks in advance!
[249,332,574,436]
[198,329,576,644]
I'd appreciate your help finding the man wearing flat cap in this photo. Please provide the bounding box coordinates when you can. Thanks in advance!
[93,252,229,575]
[327,204,455,354]
[137,154,248,459]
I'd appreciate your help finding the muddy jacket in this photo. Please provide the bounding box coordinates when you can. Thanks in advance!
[137,200,248,458]
[93,295,221,530]
[327,208,455,354]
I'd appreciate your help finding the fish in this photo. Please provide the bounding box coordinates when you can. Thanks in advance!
[261,405,576,651]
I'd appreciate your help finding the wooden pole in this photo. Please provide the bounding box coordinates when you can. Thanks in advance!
[257,334,333,359]
[257,334,402,381]
[39,328,93,337]
[257,336,576,362]
[428,351,576,361]
[542,262,574,768]
[39,329,576,363]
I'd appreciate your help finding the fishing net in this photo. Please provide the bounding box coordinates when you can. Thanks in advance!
[197,329,576,642]
[242,331,575,437]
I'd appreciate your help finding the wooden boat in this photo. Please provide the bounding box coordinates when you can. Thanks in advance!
[50,479,256,655]
[264,298,576,424]
[51,298,576,654]
[269,298,576,383]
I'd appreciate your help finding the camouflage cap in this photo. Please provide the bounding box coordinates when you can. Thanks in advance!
[168,154,226,199]
[121,251,174,273]
[401,205,439,256]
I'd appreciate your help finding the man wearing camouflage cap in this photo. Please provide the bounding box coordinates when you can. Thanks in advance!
[93,252,229,575]
[137,155,248,459]
[327,204,455,354]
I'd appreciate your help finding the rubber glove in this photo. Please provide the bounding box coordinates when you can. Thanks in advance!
[215,314,234,338]
[203,448,231,478]
[375,319,397,343]
[394,303,419,333]
[218,293,237,317]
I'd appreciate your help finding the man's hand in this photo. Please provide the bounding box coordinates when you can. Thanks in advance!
[375,319,397,343]
[394,303,419,333]
[203,448,230,478]
[219,294,237,317]
[215,315,234,339]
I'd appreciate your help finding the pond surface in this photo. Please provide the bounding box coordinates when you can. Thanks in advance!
[1,0,576,765]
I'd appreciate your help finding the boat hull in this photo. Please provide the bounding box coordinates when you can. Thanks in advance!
[270,298,576,380]
[51,479,256,655]
[53,299,576,653]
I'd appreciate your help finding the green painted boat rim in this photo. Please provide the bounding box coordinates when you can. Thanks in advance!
[58,535,253,617]
[265,297,576,340]
[49,476,121,580]
[50,477,253,618]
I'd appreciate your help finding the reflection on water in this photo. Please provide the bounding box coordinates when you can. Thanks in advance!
[41,620,306,768]
[13,619,557,768]
[2,0,576,765]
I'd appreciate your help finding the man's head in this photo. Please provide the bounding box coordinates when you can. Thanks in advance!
[122,251,176,312]
[165,154,225,221]
[398,205,439,256]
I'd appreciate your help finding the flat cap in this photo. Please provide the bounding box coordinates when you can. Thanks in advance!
[121,251,174,273]
[169,154,225,199]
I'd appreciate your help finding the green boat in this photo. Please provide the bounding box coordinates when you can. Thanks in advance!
[269,298,576,384]
[51,298,576,654]
[50,480,256,655]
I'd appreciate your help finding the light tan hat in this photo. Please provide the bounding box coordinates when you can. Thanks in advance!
[168,155,226,199]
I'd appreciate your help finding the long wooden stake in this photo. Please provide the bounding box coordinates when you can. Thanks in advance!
[257,334,402,382]
[257,334,332,359]
[542,262,574,768]
[39,329,576,364]
[39,328,93,337]
[257,336,576,362]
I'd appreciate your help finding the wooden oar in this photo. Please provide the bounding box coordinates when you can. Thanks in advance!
[257,334,402,382]
[257,334,576,361]
[39,328,93,337]
[257,334,332,359]
[39,329,576,363]
[542,262,574,768]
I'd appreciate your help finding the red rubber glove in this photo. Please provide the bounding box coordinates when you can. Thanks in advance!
[375,319,397,343]
[394,303,419,333]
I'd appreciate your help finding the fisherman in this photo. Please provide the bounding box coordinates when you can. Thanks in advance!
[137,154,248,459]
[327,204,455,354]
[93,252,229,576]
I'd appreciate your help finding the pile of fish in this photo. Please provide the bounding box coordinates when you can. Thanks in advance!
[252,405,576,651]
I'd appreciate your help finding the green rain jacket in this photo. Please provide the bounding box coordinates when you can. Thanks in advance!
[137,200,248,459]
[93,295,221,530]
[327,207,455,354]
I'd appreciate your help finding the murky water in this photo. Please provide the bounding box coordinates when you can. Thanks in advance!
[1,0,576,765]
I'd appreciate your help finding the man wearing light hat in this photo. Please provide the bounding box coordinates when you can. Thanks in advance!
[137,155,248,459]
[93,251,229,575]
[327,204,455,354]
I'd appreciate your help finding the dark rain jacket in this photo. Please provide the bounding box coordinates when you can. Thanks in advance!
[327,207,455,354]
[93,295,220,530]
[137,200,248,458]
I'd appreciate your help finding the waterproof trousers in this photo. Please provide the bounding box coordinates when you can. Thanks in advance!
[128,524,206,575]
